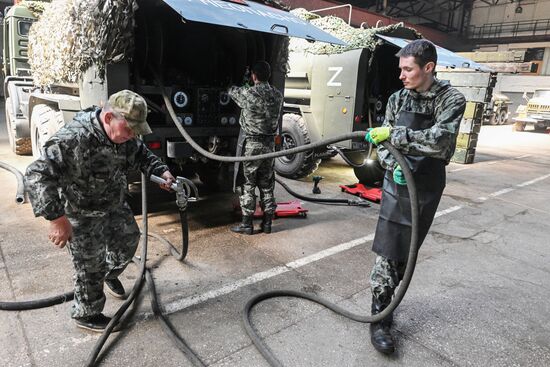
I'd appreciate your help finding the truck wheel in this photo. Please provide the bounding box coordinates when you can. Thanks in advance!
[30,104,65,159]
[5,97,32,155]
[534,122,548,132]
[497,109,508,125]
[275,113,320,179]
[488,111,499,125]
[512,122,526,132]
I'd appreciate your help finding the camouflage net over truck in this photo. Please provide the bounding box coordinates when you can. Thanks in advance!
[28,0,137,86]
[289,8,422,56]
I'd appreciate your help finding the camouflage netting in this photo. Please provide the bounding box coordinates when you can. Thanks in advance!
[20,1,50,18]
[28,0,137,87]
[289,8,422,55]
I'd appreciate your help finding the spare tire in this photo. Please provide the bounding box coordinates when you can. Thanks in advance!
[30,104,65,159]
[275,113,320,179]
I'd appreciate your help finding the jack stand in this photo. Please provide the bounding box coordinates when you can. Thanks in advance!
[312,176,323,194]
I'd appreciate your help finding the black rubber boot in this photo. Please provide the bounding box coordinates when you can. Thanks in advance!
[260,212,273,234]
[231,215,253,235]
[370,296,395,354]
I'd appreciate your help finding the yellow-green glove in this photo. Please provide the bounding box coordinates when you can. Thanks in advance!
[365,127,391,145]
[393,165,407,185]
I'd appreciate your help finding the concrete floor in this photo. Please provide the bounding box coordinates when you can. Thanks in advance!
[1,108,549,366]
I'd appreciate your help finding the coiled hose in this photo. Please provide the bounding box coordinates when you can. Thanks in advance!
[159,85,420,367]
[275,176,369,206]
[241,141,418,367]
[0,85,418,367]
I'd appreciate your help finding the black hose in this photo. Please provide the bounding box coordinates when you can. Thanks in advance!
[0,291,74,311]
[85,173,150,367]
[0,163,73,311]
[147,210,189,261]
[0,161,26,204]
[145,268,206,367]
[242,141,419,367]
[155,75,368,163]
[275,176,369,206]
[327,145,367,168]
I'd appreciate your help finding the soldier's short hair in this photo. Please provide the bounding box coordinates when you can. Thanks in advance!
[396,39,437,68]
[252,61,271,82]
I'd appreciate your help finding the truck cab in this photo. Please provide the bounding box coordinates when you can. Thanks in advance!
[513,89,550,132]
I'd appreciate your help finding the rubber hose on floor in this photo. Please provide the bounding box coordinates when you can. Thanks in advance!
[242,141,419,367]
[148,210,189,261]
[86,174,203,366]
[275,176,369,206]
[0,162,74,311]
[0,161,26,204]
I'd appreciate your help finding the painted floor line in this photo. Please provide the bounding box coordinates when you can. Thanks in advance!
[516,173,550,187]
[449,167,470,173]
[489,188,515,197]
[161,173,550,316]
[163,208,459,315]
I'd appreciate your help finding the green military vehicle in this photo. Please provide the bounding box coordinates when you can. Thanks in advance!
[277,23,487,185]
[512,89,550,132]
[2,0,341,186]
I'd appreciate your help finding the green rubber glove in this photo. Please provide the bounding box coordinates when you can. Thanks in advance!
[393,165,407,185]
[365,127,391,145]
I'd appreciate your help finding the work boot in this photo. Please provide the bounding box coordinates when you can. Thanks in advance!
[75,313,121,333]
[105,278,126,299]
[260,212,274,234]
[230,215,253,235]
[370,296,395,354]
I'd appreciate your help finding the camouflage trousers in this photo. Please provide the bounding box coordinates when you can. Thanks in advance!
[369,255,406,305]
[67,203,140,318]
[239,138,276,217]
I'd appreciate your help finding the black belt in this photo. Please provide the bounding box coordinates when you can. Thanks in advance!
[245,135,274,141]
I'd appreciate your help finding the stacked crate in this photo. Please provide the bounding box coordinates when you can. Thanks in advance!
[438,70,497,164]
[453,101,484,164]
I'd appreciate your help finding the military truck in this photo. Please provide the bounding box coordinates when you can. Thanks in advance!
[2,0,341,186]
[277,23,487,185]
[487,93,512,125]
[512,89,550,132]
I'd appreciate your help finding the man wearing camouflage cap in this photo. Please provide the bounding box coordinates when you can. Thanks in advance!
[364,39,466,354]
[26,90,175,332]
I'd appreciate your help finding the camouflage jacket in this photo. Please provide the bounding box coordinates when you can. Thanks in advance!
[228,81,283,136]
[378,79,466,169]
[25,107,168,219]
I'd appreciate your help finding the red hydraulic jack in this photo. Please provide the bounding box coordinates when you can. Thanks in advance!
[340,183,382,203]
[233,200,309,218]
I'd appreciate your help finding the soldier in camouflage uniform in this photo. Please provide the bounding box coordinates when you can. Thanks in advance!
[228,61,283,235]
[364,40,466,354]
[25,90,175,332]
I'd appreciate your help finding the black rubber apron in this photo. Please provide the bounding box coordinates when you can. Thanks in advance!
[372,110,446,263]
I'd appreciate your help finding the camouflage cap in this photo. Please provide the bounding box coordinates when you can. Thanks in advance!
[108,90,152,135]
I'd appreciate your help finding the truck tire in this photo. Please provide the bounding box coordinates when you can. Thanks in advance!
[488,110,499,125]
[30,104,65,159]
[5,97,32,155]
[497,109,508,125]
[275,113,320,179]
